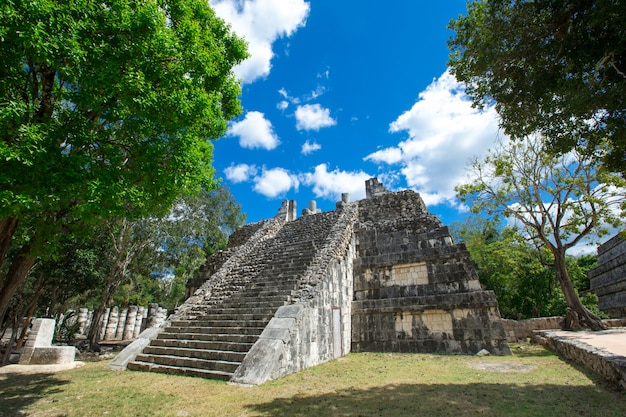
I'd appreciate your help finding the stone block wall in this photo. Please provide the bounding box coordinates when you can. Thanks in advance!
[501,317,564,342]
[589,235,626,318]
[351,191,510,355]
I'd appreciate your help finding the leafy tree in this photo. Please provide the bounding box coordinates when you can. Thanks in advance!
[452,219,599,319]
[448,0,626,175]
[0,0,248,325]
[456,136,625,329]
[25,186,244,348]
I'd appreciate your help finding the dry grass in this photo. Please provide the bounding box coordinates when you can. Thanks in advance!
[1,343,624,417]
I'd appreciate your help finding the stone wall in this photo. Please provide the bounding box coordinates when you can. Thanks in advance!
[351,191,510,355]
[501,317,564,342]
[501,317,626,342]
[589,235,626,318]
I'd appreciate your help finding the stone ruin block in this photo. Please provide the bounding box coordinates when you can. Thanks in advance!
[19,318,76,365]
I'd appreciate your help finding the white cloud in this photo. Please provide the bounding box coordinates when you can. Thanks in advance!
[227,111,279,150]
[295,104,337,131]
[277,100,289,110]
[302,164,371,201]
[210,0,310,84]
[364,70,501,207]
[365,147,402,165]
[224,163,257,183]
[253,167,299,198]
[301,140,321,155]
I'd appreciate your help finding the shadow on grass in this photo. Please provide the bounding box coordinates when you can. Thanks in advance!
[248,382,624,417]
[0,372,69,416]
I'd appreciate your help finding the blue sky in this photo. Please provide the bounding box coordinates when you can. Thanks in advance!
[209,0,501,226]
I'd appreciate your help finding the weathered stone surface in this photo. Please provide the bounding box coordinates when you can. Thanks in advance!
[19,318,76,365]
[351,191,509,355]
[589,235,626,318]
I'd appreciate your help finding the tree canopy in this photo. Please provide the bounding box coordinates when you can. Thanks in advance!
[448,0,626,175]
[0,0,248,325]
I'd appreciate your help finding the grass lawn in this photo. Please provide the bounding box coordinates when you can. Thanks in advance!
[1,343,624,417]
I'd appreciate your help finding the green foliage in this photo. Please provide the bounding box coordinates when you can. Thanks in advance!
[36,185,244,314]
[55,310,81,344]
[448,0,626,175]
[452,219,602,319]
[0,0,247,251]
[0,0,247,323]
[455,137,625,256]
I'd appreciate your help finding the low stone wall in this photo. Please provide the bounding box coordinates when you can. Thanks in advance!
[534,329,626,390]
[501,317,564,342]
[502,317,626,342]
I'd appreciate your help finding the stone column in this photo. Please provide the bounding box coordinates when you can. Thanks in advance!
[146,303,159,328]
[123,306,138,340]
[77,308,89,335]
[104,306,119,341]
[98,308,110,342]
[115,308,128,340]
[133,306,145,338]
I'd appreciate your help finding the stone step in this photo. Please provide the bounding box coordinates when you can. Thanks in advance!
[219,300,287,309]
[163,326,265,336]
[133,353,240,373]
[157,332,258,344]
[143,346,247,363]
[232,289,295,299]
[127,361,233,381]
[183,312,273,322]
[151,338,254,352]
[169,319,269,328]
[235,294,295,303]
[198,307,277,317]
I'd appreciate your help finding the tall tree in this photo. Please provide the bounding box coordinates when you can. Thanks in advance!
[448,0,626,175]
[456,135,625,330]
[0,0,247,324]
[452,219,584,320]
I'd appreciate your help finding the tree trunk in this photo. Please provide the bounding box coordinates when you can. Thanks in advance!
[0,217,18,266]
[1,314,20,365]
[0,244,36,327]
[553,249,606,331]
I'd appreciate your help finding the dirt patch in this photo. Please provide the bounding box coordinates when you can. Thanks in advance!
[0,361,85,375]
[469,362,536,373]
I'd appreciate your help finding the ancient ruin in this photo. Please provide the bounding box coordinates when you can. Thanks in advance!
[589,235,626,318]
[124,178,510,384]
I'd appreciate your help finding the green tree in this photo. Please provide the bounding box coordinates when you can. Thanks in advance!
[0,0,248,325]
[448,0,626,175]
[451,219,596,319]
[456,136,625,329]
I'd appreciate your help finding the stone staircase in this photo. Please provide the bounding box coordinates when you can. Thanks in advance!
[127,211,341,380]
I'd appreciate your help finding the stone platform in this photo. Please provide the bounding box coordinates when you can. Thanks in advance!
[534,328,626,390]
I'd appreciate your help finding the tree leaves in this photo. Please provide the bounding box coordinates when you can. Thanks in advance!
[448,0,626,175]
